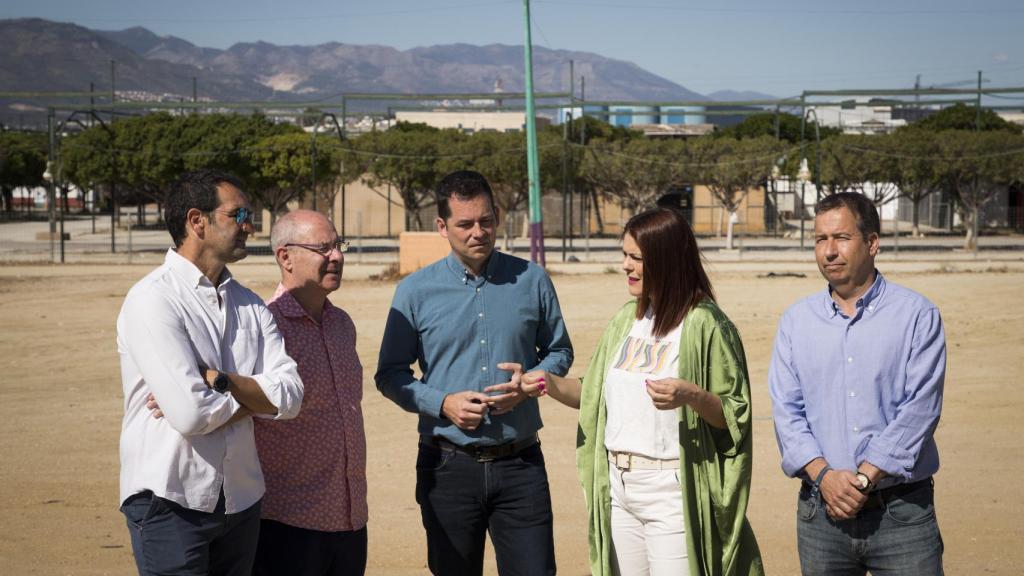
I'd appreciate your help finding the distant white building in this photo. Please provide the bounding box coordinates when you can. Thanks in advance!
[998,111,1024,127]
[809,101,909,134]
[394,110,549,133]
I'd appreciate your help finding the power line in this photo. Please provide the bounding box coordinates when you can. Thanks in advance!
[841,144,1024,161]
[28,1,518,25]
[58,138,562,161]
[535,1,1024,16]
[575,142,803,168]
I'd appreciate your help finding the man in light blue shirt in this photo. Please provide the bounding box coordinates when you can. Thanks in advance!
[375,170,572,576]
[769,192,945,575]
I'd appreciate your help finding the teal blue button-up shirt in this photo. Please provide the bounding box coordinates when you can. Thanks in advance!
[375,250,573,446]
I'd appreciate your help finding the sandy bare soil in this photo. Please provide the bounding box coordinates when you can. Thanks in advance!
[0,261,1021,574]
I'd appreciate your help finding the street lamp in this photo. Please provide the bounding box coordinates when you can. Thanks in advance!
[42,160,65,263]
[797,158,812,249]
[770,163,781,238]
[310,112,347,232]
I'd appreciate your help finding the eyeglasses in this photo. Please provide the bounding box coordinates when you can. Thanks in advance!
[213,207,254,226]
[285,239,350,256]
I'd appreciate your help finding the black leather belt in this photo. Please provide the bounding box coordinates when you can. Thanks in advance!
[802,478,932,509]
[422,435,538,462]
[861,478,932,509]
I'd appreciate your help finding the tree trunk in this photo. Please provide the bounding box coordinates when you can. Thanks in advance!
[726,209,737,250]
[268,209,278,237]
[911,198,922,238]
[503,211,515,251]
[589,189,604,235]
[962,206,976,250]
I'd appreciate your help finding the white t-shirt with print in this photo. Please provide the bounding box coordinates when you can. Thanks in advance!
[603,309,683,460]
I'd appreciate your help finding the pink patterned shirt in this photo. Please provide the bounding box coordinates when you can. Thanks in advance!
[254,285,367,532]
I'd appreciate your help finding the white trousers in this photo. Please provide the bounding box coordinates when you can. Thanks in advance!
[609,464,689,576]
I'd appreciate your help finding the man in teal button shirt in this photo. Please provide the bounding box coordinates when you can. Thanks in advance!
[376,170,573,576]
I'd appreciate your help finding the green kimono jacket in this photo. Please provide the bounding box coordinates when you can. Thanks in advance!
[577,299,764,576]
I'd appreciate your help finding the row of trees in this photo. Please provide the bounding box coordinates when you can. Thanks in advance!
[2,103,1022,249]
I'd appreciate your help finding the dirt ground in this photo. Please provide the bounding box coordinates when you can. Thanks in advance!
[1,259,1022,575]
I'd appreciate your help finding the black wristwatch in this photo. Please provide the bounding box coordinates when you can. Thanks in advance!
[211,371,231,394]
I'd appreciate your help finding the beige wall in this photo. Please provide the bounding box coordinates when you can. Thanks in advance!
[690,184,767,235]
[328,177,407,238]
[398,232,450,275]
[585,185,767,236]
[280,178,767,242]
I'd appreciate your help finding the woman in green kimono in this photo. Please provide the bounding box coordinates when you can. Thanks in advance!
[519,207,763,575]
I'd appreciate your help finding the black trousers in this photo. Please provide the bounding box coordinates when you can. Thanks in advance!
[253,519,367,576]
[121,490,261,576]
[415,441,556,576]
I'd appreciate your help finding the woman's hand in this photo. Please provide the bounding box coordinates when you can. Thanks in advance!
[645,377,700,410]
[646,377,727,428]
[520,370,549,398]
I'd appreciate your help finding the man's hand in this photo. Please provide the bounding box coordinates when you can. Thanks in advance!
[145,392,251,431]
[146,393,164,419]
[482,362,535,415]
[441,391,491,430]
[820,469,869,520]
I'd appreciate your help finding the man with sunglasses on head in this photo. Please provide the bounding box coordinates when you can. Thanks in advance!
[250,210,368,576]
[117,170,304,576]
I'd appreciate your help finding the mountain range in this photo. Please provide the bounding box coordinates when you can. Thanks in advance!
[1,18,775,126]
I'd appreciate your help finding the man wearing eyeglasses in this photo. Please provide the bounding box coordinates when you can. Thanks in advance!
[117,170,304,576]
[249,210,368,576]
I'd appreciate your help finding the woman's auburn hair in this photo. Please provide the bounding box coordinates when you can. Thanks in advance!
[623,207,715,338]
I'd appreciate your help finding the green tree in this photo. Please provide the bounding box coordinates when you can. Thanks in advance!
[820,134,900,208]
[315,138,370,226]
[563,116,637,234]
[935,130,1021,249]
[459,129,566,249]
[247,132,335,231]
[688,136,784,248]
[908,103,1022,133]
[0,130,47,214]
[715,112,840,143]
[461,130,530,249]
[61,124,119,213]
[112,113,189,218]
[183,114,301,183]
[885,131,944,237]
[581,137,687,218]
[358,122,454,231]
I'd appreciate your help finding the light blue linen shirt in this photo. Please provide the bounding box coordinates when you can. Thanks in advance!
[375,250,573,447]
[769,271,945,486]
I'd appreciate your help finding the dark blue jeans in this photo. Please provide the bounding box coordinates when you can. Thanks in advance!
[120,490,261,576]
[415,441,556,576]
[796,480,944,576]
[253,519,367,576]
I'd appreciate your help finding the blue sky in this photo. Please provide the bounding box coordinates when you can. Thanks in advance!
[4,0,1023,98]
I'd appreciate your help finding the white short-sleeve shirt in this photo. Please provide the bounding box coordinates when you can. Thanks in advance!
[603,309,683,460]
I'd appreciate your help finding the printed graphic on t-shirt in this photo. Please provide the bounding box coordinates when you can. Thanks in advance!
[613,336,674,374]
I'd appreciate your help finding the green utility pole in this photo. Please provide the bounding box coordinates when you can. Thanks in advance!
[523,0,545,265]
[975,70,983,132]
